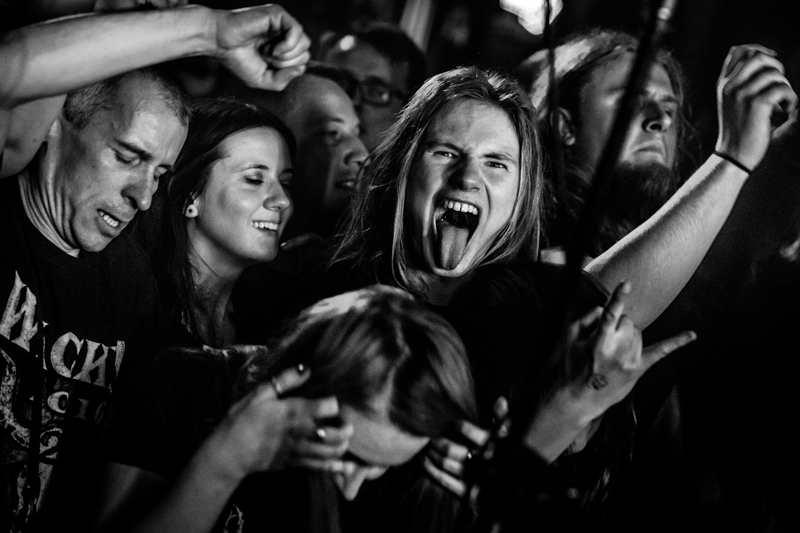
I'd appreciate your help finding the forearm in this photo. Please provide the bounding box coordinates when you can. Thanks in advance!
[586,154,749,328]
[0,5,217,107]
[128,434,245,533]
[1,96,64,178]
[522,388,592,463]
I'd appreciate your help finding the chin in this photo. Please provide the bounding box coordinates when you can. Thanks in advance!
[424,248,476,279]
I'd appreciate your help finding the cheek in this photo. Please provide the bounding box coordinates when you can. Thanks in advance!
[488,179,520,230]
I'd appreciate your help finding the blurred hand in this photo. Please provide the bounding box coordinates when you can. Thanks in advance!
[208,365,352,481]
[214,4,311,91]
[716,44,798,171]
[423,397,509,497]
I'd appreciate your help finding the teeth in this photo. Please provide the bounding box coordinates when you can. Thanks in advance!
[252,221,279,231]
[441,200,479,216]
[100,211,120,228]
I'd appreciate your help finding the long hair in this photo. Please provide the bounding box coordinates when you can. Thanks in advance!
[331,66,544,298]
[520,28,696,250]
[132,97,296,345]
[237,285,477,437]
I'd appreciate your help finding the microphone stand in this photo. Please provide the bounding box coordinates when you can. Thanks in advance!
[467,1,679,531]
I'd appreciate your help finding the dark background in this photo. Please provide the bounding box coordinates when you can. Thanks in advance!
[200,0,800,161]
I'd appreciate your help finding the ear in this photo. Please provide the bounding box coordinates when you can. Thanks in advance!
[550,107,576,147]
[184,197,200,218]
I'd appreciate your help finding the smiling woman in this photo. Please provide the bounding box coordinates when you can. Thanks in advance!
[130,98,296,348]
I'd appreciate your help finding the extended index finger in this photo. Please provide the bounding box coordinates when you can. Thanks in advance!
[642,330,697,369]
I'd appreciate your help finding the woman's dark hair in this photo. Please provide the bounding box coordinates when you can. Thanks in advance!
[331,66,543,298]
[132,97,296,344]
[237,284,477,437]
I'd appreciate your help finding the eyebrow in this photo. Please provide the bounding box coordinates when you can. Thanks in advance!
[484,151,518,165]
[425,141,517,164]
[240,163,271,172]
[423,140,459,152]
[116,139,173,171]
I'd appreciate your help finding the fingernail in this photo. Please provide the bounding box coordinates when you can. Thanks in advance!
[296,364,307,373]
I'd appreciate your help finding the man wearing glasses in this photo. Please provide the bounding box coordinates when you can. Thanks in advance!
[319,21,428,152]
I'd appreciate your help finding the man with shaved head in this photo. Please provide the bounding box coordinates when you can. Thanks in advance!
[0,4,311,530]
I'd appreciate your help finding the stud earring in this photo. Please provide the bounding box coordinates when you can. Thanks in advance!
[185,204,198,217]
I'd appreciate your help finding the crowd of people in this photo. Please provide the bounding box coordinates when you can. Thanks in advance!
[1,1,798,532]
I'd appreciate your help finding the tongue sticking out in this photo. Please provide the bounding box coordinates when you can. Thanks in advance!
[435,210,473,270]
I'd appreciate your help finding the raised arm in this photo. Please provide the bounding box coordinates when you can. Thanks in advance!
[0,2,310,176]
[586,44,798,328]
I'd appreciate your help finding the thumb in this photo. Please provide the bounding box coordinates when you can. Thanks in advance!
[642,330,697,369]
[264,65,306,92]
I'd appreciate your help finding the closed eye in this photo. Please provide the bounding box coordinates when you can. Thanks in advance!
[114,150,139,166]
[244,174,265,184]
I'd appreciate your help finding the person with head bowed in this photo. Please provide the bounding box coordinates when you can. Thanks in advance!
[95,285,477,533]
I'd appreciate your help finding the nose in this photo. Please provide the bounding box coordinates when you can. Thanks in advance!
[123,169,158,211]
[343,136,369,172]
[264,181,291,212]
[350,85,364,111]
[449,158,482,192]
[641,100,673,133]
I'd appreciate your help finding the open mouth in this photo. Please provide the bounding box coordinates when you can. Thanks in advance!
[336,179,356,190]
[252,221,279,231]
[434,199,480,270]
[99,210,121,229]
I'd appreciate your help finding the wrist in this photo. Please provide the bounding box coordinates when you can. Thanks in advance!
[713,150,753,174]
[184,4,220,57]
[522,388,593,462]
[192,428,249,488]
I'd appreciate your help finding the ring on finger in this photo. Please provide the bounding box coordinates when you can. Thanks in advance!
[314,427,327,441]
[270,376,285,398]
[588,373,609,390]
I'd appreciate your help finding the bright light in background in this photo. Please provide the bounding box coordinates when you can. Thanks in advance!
[500,0,563,35]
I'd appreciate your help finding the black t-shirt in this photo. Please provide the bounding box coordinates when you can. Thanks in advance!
[0,175,164,532]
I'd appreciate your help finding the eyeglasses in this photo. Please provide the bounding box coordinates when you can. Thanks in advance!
[341,73,407,108]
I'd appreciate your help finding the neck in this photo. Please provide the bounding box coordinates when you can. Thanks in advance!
[408,267,470,307]
[188,246,245,346]
[18,150,80,257]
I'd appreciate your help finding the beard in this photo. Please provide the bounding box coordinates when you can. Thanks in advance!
[588,161,680,256]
